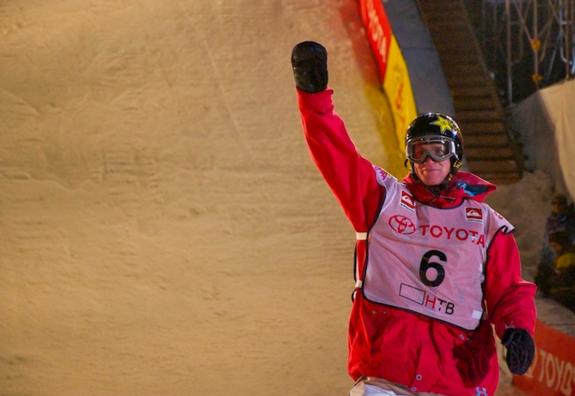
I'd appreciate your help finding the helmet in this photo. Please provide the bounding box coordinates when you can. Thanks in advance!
[405,113,464,174]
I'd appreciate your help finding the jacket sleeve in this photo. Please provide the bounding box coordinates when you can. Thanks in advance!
[296,88,384,231]
[485,231,537,338]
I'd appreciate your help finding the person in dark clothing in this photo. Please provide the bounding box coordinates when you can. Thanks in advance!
[539,193,575,268]
[536,230,575,311]
[536,194,575,298]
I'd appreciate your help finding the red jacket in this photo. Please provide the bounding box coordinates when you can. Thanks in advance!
[296,89,536,396]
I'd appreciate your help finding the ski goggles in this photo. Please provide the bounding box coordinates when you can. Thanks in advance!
[406,136,457,163]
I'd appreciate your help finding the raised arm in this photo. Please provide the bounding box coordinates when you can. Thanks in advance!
[291,41,384,230]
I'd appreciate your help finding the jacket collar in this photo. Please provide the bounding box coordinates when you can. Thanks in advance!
[402,171,496,208]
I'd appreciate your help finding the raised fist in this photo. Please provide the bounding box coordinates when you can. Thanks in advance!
[291,41,328,93]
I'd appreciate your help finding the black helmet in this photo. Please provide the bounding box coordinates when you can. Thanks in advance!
[405,113,464,174]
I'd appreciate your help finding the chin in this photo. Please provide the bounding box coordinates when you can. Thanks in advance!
[415,168,449,186]
[421,176,446,186]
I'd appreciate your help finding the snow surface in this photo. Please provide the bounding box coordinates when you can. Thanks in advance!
[0,1,568,395]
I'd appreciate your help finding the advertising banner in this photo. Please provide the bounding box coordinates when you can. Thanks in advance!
[513,320,575,396]
[383,36,416,152]
[358,0,416,152]
[358,0,392,80]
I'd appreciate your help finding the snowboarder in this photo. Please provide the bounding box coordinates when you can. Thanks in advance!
[291,41,536,396]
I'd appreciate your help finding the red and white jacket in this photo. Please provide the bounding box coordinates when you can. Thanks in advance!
[296,88,536,396]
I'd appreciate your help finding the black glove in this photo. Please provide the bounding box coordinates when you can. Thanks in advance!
[291,41,328,93]
[502,328,535,375]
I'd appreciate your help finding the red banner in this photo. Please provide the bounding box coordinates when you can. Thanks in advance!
[358,0,416,152]
[513,320,575,396]
[358,0,393,80]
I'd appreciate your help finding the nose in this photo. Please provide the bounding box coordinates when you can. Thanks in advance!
[423,156,436,164]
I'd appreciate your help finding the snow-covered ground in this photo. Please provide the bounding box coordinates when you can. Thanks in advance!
[0,1,387,395]
[0,1,570,395]
[487,170,552,282]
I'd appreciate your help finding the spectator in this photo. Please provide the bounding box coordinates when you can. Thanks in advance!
[536,231,574,294]
[546,231,575,312]
[539,193,575,268]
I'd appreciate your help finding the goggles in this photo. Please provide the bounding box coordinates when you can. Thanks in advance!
[406,136,457,163]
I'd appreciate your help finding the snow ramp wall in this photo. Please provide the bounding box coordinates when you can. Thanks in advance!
[0,1,403,395]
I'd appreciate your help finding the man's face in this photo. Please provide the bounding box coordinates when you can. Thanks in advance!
[412,143,451,186]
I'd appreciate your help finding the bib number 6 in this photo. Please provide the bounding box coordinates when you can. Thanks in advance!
[419,250,446,287]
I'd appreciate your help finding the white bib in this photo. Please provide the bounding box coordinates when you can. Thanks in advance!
[362,173,513,330]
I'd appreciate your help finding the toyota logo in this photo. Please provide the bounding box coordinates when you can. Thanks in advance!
[388,215,416,235]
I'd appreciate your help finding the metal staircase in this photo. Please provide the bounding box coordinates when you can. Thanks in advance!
[416,0,523,184]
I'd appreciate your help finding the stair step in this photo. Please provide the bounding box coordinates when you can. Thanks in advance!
[442,63,484,71]
[441,46,485,55]
[424,16,469,26]
[467,159,519,173]
[441,51,481,65]
[442,62,485,73]
[420,8,467,20]
[426,20,470,30]
[453,97,497,111]
[418,0,465,7]
[460,122,506,135]
[427,25,473,36]
[478,172,522,185]
[465,146,515,160]
[451,86,493,97]
[447,74,492,88]
[464,134,509,146]
[434,39,478,51]
[456,109,502,121]
[440,51,483,61]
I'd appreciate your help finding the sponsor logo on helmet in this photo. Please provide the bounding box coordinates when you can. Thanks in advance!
[430,115,454,134]
[465,208,483,223]
[387,214,486,247]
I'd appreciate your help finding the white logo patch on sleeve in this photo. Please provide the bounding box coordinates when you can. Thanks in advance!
[400,191,416,211]
[465,207,484,223]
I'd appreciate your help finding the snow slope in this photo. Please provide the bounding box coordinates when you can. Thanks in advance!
[0,1,393,395]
